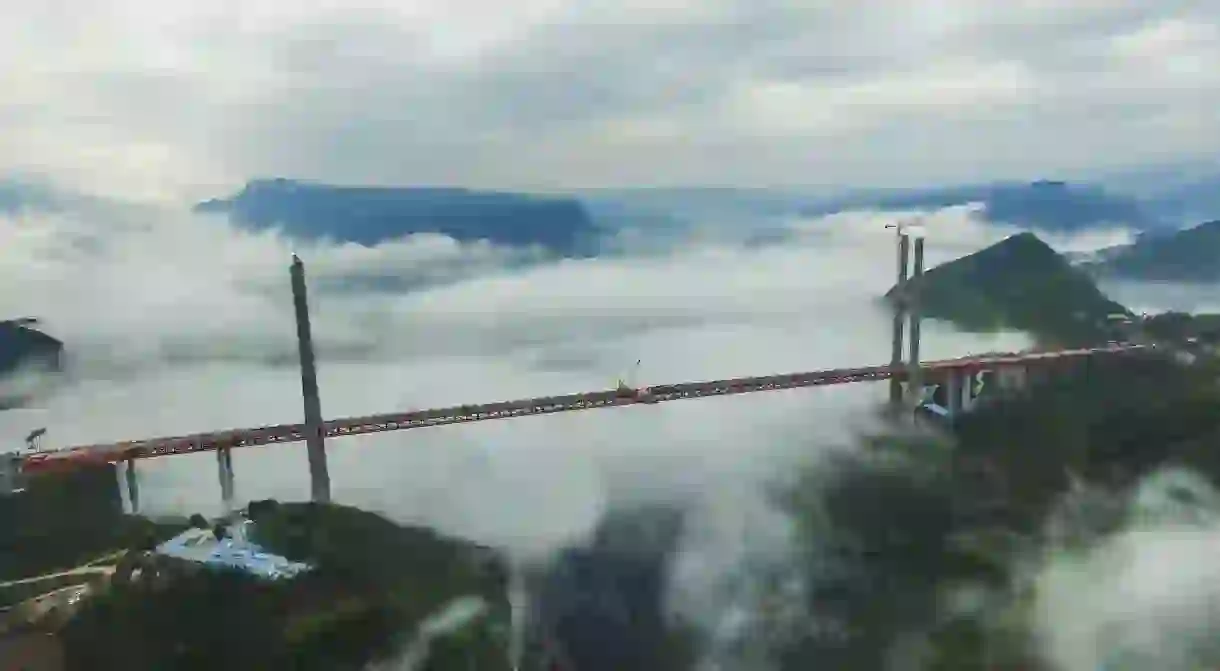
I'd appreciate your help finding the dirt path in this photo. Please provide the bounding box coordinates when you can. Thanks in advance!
[0,565,114,590]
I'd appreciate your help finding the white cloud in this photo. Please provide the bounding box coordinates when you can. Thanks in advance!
[0,198,1032,559]
[1032,467,1220,671]
[3,193,1204,666]
[1100,279,1220,315]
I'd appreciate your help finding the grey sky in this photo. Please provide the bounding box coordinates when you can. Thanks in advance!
[1,0,1217,200]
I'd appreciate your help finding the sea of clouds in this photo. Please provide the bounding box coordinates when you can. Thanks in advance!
[4,195,1219,669]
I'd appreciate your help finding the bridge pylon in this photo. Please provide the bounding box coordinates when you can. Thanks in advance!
[888,224,926,411]
[907,234,925,406]
[889,230,910,405]
[217,447,236,516]
[291,254,331,504]
[123,458,140,514]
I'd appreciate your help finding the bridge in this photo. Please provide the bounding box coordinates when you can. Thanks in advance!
[0,229,1151,513]
[13,346,1144,474]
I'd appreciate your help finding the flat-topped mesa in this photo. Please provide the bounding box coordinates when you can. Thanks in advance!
[196,178,602,256]
[807,180,1155,232]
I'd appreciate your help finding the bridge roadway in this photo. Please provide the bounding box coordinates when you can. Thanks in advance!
[18,344,1146,474]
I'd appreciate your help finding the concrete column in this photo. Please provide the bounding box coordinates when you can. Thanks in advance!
[889,234,911,406]
[906,236,925,404]
[216,447,236,516]
[0,453,16,495]
[1025,364,1042,388]
[124,458,140,515]
[961,372,978,411]
[996,367,1024,395]
[291,254,331,504]
[945,371,964,417]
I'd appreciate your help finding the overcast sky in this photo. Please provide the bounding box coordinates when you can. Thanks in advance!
[2,0,1218,201]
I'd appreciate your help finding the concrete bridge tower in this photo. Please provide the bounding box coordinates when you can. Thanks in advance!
[888,228,911,405]
[292,254,331,504]
[888,222,926,409]
[907,234,925,404]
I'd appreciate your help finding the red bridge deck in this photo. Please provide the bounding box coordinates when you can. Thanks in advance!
[18,345,1145,473]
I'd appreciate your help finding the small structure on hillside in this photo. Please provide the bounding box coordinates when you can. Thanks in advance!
[24,428,46,452]
[153,518,312,581]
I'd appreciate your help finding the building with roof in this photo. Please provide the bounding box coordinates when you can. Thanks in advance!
[153,519,312,581]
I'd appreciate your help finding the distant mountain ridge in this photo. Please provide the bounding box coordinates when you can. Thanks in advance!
[1085,220,1220,283]
[887,232,1129,345]
[812,180,1158,233]
[583,179,1165,247]
[1104,164,1220,223]
[196,178,603,256]
[192,175,1207,260]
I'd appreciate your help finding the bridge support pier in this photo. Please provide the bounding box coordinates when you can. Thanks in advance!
[945,371,964,417]
[291,254,331,505]
[905,235,925,406]
[994,368,1009,393]
[996,365,1028,395]
[123,458,140,515]
[216,447,236,516]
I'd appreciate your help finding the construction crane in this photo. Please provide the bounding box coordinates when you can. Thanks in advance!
[25,427,47,452]
[615,359,657,404]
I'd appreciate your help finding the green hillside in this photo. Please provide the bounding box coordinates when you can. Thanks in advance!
[59,502,513,671]
[886,232,1129,345]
